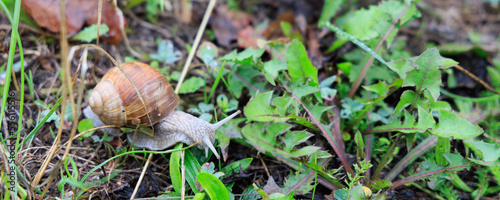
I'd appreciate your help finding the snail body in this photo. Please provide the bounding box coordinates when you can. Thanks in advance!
[87,62,240,158]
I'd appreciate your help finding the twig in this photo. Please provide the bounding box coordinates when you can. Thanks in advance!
[174,0,216,94]
[258,153,271,178]
[453,64,500,94]
[131,153,153,200]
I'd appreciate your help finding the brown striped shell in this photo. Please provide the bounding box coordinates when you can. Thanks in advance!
[89,62,179,127]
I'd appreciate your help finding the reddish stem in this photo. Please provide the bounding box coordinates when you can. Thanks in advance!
[282,84,354,175]
[348,4,411,98]
[389,164,470,190]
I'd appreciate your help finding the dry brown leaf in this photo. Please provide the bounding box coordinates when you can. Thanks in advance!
[263,177,282,194]
[22,0,125,44]
[262,11,294,39]
[237,26,260,49]
[209,5,253,47]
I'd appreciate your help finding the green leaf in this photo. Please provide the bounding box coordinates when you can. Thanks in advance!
[244,91,289,122]
[222,47,265,66]
[242,123,289,155]
[77,118,95,138]
[229,66,266,98]
[178,77,205,94]
[280,21,292,36]
[408,153,470,181]
[349,185,366,200]
[218,118,244,139]
[355,131,365,158]
[283,130,313,152]
[291,146,321,157]
[340,98,364,119]
[379,0,419,26]
[289,81,320,99]
[374,106,436,134]
[343,6,392,41]
[370,179,392,190]
[403,48,443,101]
[429,110,483,139]
[437,43,474,55]
[319,75,337,100]
[220,50,238,60]
[192,193,205,200]
[387,58,414,79]
[184,150,201,193]
[200,163,224,179]
[72,24,109,43]
[394,90,430,115]
[286,40,319,85]
[318,0,345,27]
[272,96,294,117]
[169,144,183,193]
[334,189,349,200]
[221,158,253,177]
[2,0,39,28]
[363,81,388,96]
[282,170,315,195]
[435,137,450,165]
[468,141,500,167]
[263,58,287,85]
[307,103,333,122]
[237,48,265,64]
[150,39,182,65]
[242,122,328,159]
[196,41,219,68]
[197,172,230,200]
[441,58,458,69]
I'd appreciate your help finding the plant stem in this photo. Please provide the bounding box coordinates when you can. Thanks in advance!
[175,0,216,94]
[372,133,402,180]
[384,135,437,181]
[389,163,471,190]
[346,3,411,98]
[282,84,355,176]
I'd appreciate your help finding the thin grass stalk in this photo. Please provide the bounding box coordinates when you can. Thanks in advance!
[39,0,81,197]
[174,0,216,94]
[0,0,22,198]
[0,0,21,139]
[371,133,402,180]
[131,153,153,200]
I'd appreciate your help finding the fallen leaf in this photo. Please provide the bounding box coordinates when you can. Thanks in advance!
[263,177,282,194]
[209,5,253,47]
[262,11,294,39]
[307,30,325,69]
[21,0,125,44]
[237,26,260,49]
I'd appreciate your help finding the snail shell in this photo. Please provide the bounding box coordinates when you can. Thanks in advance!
[89,62,179,127]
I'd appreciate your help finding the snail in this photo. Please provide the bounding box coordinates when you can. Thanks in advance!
[84,62,240,159]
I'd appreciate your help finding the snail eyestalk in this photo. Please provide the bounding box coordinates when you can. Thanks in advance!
[211,110,241,129]
[203,136,219,159]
